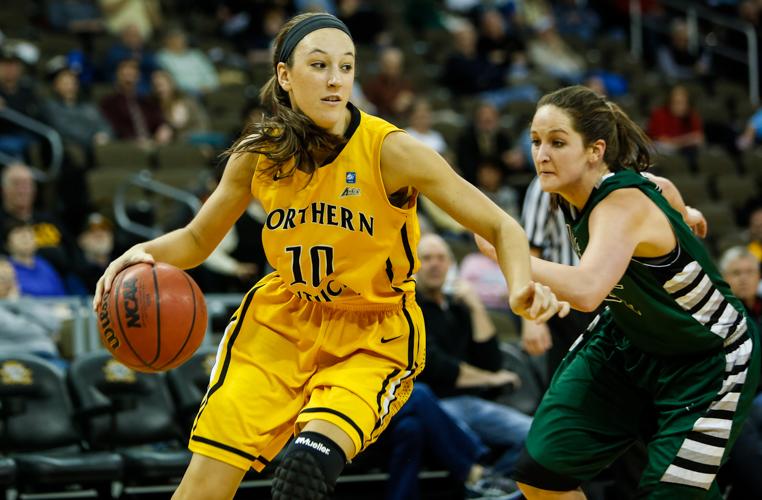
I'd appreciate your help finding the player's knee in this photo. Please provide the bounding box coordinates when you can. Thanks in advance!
[271,431,347,500]
[513,447,581,494]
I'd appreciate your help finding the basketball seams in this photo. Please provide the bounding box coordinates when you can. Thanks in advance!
[113,265,153,370]
[148,264,162,366]
[156,271,201,370]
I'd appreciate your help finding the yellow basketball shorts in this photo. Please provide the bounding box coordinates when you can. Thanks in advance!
[188,275,426,472]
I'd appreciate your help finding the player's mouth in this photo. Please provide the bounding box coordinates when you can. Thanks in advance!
[321,95,342,105]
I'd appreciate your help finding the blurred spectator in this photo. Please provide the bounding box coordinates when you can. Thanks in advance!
[3,221,67,297]
[294,0,337,14]
[166,166,267,293]
[476,9,526,77]
[76,213,114,293]
[43,59,108,231]
[99,0,162,40]
[384,383,520,499]
[647,83,704,166]
[416,233,532,477]
[151,69,217,146]
[43,60,112,163]
[474,160,519,217]
[656,18,711,82]
[442,21,505,97]
[404,98,447,155]
[337,0,389,46]
[736,105,762,151]
[46,0,105,35]
[552,0,601,42]
[244,6,288,64]
[720,246,762,325]
[0,45,42,159]
[200,200,267,293]
[584,70,629,99]
[526,16,587,84]
[0,257,67,369]
[362,46,415,122]
[103,23,158,96]
[456,101,513,184]
[0,162,85,282]
[100,58,172,145]
[747,206,762,264]
[156,27,219,96]
[718,245,762,500]
[459,249,508,311]
[442,20,537,108]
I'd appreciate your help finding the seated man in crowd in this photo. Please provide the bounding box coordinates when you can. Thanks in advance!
[415,233,532,477]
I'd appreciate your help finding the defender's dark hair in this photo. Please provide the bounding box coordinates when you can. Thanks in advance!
[537,85,654,173]
[224,13,353,181]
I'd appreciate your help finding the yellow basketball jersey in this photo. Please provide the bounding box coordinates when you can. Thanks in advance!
[251,104,420,306]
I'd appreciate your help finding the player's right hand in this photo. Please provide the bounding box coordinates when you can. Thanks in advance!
[93,246,155,312]
[510,281,570,323]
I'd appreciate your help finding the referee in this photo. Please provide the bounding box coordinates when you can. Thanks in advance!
[521,176,597,382]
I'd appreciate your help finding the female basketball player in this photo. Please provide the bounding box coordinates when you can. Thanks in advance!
[92,13,567,500]
[481,85,760,499]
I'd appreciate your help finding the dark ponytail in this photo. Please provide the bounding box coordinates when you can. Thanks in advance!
[224,13,349,181]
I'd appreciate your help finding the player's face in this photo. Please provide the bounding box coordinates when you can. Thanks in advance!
[723,256,760,303]
[277,28,355,135]
[530,105,594,195]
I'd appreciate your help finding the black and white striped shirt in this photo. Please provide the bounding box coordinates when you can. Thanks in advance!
[521,176,579,266]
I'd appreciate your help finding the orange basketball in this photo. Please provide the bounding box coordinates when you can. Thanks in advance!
[98,262,208,372]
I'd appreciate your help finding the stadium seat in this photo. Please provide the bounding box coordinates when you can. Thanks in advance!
[165,346,218,437]
[668,173,710,206]
[714,174,758,209]
[156,143,209,170]
[204,85,248,117]
[741,148,762,177]
[694,201,739,239]
[94,141,153,170]
[0,354,122,497]
[495,341,545,416]
[652,153,691,174]
[67,352,191,489]
[696,146,739,177]
[0,457,15,493]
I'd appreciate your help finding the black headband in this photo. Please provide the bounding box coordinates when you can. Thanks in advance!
[277,14,353,64]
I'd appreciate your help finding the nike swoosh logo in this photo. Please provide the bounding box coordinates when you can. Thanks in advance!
[380,335,402,343]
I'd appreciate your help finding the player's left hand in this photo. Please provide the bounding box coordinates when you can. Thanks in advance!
[510,281,570,323]
[685,205,708,238]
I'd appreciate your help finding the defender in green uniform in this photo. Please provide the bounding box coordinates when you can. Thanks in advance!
[503,86,759,499]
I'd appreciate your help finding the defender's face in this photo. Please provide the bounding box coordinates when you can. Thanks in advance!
[530,105,591,194]
[278,28,355,135]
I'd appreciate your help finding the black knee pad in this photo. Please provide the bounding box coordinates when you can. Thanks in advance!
[271,432,347,500]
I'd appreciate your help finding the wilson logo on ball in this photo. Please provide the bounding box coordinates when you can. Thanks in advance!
[122,278,142,328]
[99,290,120,349]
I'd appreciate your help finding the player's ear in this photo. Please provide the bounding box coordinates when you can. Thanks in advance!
[589,139,606,163]
[277,62,292,92]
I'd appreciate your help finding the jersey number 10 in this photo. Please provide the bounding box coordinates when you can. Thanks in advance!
[286,245,335,287]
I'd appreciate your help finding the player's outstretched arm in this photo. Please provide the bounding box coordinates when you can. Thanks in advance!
[93,152,257,311]
[380,131,567,321]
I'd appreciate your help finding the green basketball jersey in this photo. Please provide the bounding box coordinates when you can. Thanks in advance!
[562,170,749,355]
